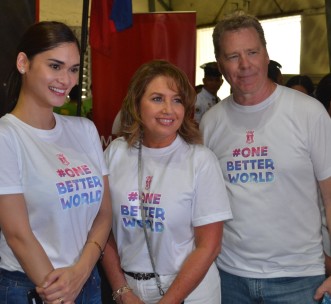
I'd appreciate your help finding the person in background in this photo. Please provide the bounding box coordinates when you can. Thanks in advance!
[0,21,112,304]
[194,62,223,124]
[200,12,331,303]
[102,60,232,304]
[194,84,204,94]
[315,73,331,116]
[285,74,315,96]
[267,59,283,84]
[83,84,93,120]
[111,109,121,138]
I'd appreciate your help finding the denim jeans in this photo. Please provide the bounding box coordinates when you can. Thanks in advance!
[219,269,325,304]
[0,266,101,304]
[75,266,101,304]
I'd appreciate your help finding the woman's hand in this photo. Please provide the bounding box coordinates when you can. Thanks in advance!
[36,265,88,304]
[159,222,223,303]
[118,291,145,304]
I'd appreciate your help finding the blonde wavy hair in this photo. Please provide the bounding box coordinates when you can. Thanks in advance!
[118,60,202,147]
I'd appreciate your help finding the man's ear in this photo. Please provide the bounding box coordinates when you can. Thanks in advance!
[16,52,29,74]
[202,77,207,85]
[216,60,224,75]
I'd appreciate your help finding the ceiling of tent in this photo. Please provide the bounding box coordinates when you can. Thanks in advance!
[163,0,326,27]
[39,0,327,28]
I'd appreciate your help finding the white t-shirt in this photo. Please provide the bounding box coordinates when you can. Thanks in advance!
[194,88,220,123]
[0,114,108,271]
[200,85,331,278]
[104,135,232,275]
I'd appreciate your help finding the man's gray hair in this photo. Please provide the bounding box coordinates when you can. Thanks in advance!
[213,11,267,59]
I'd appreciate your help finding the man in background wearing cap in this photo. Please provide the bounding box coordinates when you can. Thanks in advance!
[194,62,224,124]
[268,59,283,84]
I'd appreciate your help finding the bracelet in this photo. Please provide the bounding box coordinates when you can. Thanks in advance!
[112,284,132,300]
[86,240,105,260]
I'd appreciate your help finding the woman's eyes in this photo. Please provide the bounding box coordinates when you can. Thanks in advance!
[152,96,162,102]
[50,63,60,70]
[49,64,79,73]
[151,96,182,103]
[70,67,80,73]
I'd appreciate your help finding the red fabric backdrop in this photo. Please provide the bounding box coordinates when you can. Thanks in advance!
[90,12,196,148]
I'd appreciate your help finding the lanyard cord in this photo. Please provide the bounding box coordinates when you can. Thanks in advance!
[138,140,165,296]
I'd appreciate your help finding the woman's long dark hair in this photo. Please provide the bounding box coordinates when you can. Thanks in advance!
[3,21,80,114]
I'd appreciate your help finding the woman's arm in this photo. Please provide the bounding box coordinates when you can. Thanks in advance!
[102,232,144,303]
[159,221,223,304]
[320,177,331,252]
[0,193,54,286]
[39,176,113,303]
[79,176,113,273]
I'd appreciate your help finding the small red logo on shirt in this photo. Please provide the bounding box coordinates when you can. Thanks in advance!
[246,131,254,144]
[145,176,153,190]
[56,153,70,166]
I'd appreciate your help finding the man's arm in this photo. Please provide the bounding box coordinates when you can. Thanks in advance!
[314,177,331,300]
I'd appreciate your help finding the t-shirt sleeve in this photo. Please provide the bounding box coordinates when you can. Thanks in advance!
[0,127,23,194]
[192,147,232,227]
[309,108,331,181]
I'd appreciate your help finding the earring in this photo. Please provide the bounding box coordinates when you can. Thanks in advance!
[20,69,25,74]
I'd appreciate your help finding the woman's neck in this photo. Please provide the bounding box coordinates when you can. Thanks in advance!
[142,134,177,148]
[11,100,56,130]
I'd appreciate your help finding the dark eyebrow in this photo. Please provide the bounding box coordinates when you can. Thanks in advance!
[47,58,80,68]
[47,58,65,65]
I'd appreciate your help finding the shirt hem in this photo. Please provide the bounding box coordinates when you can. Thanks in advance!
[216,264,325,278]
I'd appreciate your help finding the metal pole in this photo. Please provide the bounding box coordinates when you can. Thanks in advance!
[148,0,155,12]
[76,0,90,116]
[326,0,331,72]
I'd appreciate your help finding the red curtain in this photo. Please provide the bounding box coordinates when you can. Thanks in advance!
[90,12,196,148]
